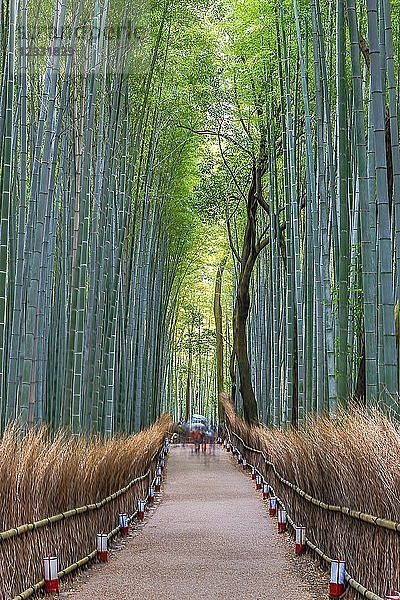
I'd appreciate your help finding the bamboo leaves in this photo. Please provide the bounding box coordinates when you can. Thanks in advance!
[1,0,400,434]
[0,0,207,435]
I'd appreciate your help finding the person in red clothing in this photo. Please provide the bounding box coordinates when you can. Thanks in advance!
[191,428,202,453]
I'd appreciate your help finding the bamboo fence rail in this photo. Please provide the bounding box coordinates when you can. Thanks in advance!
[0,469,152,542]
[11,468,162,600]
[2,439,168,598]
[229,429,400,532]
[224,425,390,600]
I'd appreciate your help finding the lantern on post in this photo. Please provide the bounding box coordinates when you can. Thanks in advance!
[277,508,287,533]
[97,533,108,562]
[295,526,306,554]
[44,556,59,593]
[269,496,277,517]
[263,483,269,500]
[329,558,346,598]
[119,513,129,535]
[137,499,146,520]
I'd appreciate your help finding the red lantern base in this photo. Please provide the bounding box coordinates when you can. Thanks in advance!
[269,508,277,517]
[120,526,129,536]
[329,583,345,598]
[97,551,108,563]
[155,484,161,492]
[278,522,286,533]
[138,510,145,521]
[295,543,305,555]
[44,578,59,593]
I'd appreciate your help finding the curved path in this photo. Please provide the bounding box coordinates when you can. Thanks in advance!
[63,445,327,599]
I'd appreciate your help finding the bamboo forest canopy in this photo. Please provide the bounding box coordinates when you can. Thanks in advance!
[1,0,400,434]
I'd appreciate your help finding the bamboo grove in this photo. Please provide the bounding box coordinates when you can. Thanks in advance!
[0,0,215,435]
[2,0,400,433]
[240,0,400,425]
[168,0,400,427]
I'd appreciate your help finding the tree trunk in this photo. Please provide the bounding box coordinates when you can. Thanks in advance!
[354,343,366,405]
[233,281,258,423]
[214,257,227,421]
[185,326,193,422]
[229,166,263,424]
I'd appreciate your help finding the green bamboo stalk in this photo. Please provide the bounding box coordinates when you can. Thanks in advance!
[367,0,398,405]
[382,0,400,393]
[0,0,17,419]
[311,0,337,413]
[336,0,350,405]
[346,0,378,402]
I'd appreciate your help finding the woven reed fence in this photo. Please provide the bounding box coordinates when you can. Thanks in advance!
[221,396,400,600]
[0,415,171,598]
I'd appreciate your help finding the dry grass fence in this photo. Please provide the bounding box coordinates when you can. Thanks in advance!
[0,415,171,598]
[221,395,400,599]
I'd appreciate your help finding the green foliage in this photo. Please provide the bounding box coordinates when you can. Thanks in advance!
[3,0,400,430]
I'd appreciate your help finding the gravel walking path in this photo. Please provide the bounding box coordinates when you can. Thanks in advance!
[63,445,328,599]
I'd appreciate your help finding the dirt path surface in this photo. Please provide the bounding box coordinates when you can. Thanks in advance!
[63,445,328,600]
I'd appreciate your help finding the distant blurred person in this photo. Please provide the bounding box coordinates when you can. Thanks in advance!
[209,428,216,454]
[202,430,207,453]
[177,420,186,446]
[192,427,202,453]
